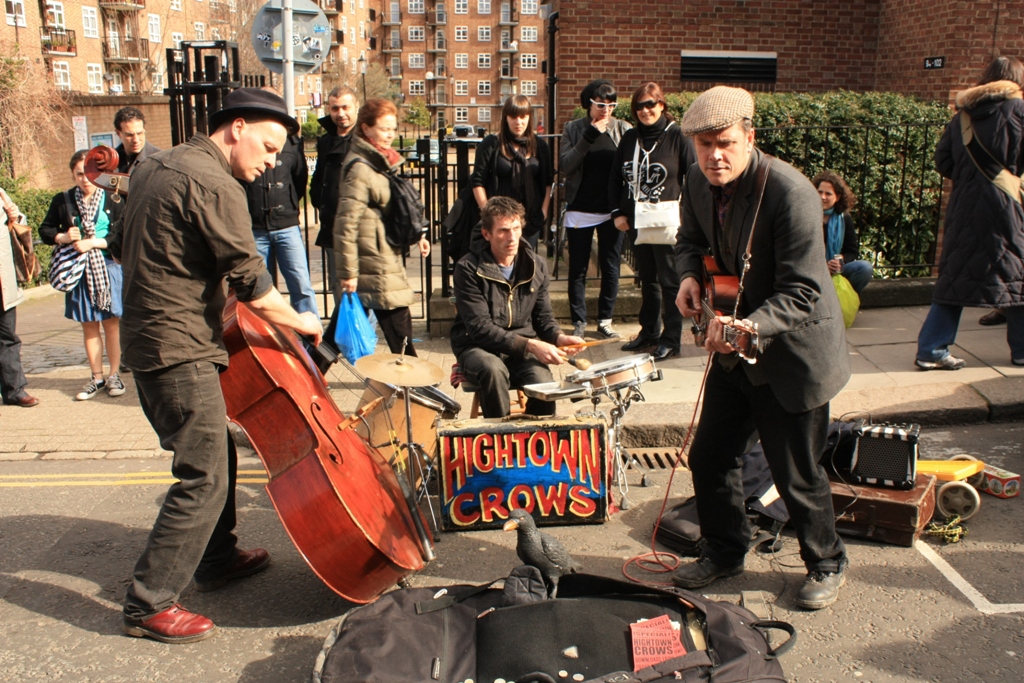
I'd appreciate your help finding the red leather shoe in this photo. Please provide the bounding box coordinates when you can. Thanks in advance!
[123,604,215,644]
[3,394,39,407]
[194,548,271,593]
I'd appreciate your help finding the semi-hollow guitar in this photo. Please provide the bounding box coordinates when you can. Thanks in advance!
[691,255,759,363]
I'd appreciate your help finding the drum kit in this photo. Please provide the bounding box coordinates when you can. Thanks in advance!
[344,347,665,529]
[522,353,664,509]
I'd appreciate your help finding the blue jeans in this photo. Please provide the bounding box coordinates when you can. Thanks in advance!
[841,260,873,294]
[919,303,1024,362]
[253,227,318,315]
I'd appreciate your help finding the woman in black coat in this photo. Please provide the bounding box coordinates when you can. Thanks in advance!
[915,57,1024,370]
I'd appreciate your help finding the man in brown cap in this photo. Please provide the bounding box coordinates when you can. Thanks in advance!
[114,88,323,643]
[672,86,850,609]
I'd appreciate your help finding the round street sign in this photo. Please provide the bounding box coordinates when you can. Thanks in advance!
[251,0,332,75]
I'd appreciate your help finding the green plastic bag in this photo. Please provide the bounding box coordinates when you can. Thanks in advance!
[832,274,860,328]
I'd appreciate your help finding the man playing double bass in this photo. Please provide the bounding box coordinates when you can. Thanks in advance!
[672,86,851,610]
[114,89,323,643]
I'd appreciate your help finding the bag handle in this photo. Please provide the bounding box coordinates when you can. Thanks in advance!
[960,110,1024,205]
[752,619,798,658]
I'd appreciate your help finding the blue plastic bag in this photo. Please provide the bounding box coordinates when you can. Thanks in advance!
[334,292,378,363]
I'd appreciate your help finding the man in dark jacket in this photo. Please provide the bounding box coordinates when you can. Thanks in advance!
[672,87,850,610]
[243,132,317,314]
[451,197,583,418]
[310,86,359,301]
[113,106,160,176]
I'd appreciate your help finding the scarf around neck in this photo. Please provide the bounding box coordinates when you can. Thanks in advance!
[637,114,670,144]
[73,187,112,311]
[367,135,403,167]
[824,207,845,261]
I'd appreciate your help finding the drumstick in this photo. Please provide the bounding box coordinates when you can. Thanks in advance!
[560,338,623,351]
[568,357,592,371]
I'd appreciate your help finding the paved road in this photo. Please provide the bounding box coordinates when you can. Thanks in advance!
[0,422,1021,682]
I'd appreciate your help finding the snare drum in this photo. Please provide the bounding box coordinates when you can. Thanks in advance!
[565,354,660,396]
[355,380,462,482]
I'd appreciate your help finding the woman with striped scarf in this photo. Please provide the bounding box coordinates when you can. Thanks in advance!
[40,150,125,400]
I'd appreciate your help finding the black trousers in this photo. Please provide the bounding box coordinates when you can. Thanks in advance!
[458,347,554,418]
[566,220,624,324]
[630,234,683,349]
[687,361,847,573]
[0,300,28,402]
[374,306,417,357]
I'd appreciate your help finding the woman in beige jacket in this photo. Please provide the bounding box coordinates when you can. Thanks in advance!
[334,98,430,356]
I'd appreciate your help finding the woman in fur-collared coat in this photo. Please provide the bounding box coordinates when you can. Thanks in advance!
[915,56,1024,370]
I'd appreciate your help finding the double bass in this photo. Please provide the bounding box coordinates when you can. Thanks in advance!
[219,296,429,603]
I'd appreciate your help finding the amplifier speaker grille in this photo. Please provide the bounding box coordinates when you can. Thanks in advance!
[851,423,919,490]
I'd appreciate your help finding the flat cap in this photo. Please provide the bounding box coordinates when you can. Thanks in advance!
[208,88,300,135]
[680,86,754,136]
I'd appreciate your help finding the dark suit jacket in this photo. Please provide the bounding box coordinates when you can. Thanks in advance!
[675,147,850,413]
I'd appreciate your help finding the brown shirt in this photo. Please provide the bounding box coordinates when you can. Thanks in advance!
[117,133,273,372]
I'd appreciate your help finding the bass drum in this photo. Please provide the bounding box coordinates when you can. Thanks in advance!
[355,380,462,480]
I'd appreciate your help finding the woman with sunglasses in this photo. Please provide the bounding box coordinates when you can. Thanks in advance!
[609,82,696,361]
[470,95,554,250]
[559,79,633,340]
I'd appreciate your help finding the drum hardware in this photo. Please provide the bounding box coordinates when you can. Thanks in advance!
[355,353,446,388]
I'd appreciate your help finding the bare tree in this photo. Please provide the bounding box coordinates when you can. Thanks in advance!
[0,44,70,178]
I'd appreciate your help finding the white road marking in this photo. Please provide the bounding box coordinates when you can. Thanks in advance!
[915,540,1024,614]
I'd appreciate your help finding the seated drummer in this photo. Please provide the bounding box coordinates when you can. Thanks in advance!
[451,196,584,418]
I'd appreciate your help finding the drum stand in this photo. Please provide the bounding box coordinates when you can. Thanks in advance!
[399,385,441,540]
[585,385,652,510]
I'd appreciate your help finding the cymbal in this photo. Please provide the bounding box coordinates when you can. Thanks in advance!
[355,353,445,388]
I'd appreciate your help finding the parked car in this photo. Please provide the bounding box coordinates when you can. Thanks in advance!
[447,124,476,139]
[405,138,440,165]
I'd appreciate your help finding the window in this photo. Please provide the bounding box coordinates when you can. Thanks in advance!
[390,55,401,73]
[478,0,490,13]
[87,64,103,93]
[455,53,468,68]
[81,7,98,37]
[477,26,490,41]
[454,0,467,13]
[148,14,161,43]
[341,47,348,64]
[6,0,26,27]
[171,32,183,48]
[409,80,425,95]
[409,53,424,68]
[211,27,220,40]
[477,80,490,95]
[129,72,137,93]
[521,0,537,13]
[520,26,537,42]
[521,80,537,96]
[52,61,70,90]
[171,0,181,9]
[454,79,468,95]
[408,26,424,41]
[45,2,64,28]
[478,107,490,122]
[454,26,467,41]
[359,20,364,38]
[455,107,468,122]
[229,0,236,11]
[110,71,122,93]
[521,53,537,69]
[408,0,423,13]
[152,72,164,93]
[194,22,205,40]
[341,16,347,31]
[477,53,490,68]
[297,78,304,95]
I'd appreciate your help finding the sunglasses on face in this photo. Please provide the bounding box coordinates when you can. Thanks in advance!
[636,100,660,111]
[590,99,616,110]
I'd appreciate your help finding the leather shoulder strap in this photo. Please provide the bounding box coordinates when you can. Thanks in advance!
[960,110,1023,205]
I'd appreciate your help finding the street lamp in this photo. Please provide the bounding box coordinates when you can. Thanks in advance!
[358,54,367,100]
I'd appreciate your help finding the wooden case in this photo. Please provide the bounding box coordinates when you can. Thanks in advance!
[830,474,937,547]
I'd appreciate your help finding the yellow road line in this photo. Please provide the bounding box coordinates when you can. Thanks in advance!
[0,472,269,487]
[0,469,267,480]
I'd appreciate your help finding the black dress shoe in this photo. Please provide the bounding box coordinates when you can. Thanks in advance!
[796,568,846,610]
[651,345,679,361]
[622,336,658,352]
[672,556,744,589]
[194,548,270,592]
[4,394,40,407]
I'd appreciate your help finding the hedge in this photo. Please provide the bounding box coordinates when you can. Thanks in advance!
[573,90,953,276]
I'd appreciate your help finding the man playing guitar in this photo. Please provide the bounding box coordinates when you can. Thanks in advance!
[673,86,851,610]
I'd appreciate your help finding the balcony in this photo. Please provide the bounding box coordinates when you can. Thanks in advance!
[499,6,518,25]
[40,27,77,56]
[320,0,338,14]
[102,37,149,63]
[335,29,345,44]
[426,10,446,25]
[427,65,446,78]
[428,92,448,106]
[209,0,231,22]
[382,37,402,51]
[99,0,146,10]
[382,10,401,25]
[499,39,517,52]
[499,65,517,80]
[427,37,447,52]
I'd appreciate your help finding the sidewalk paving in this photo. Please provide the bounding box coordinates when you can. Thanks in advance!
[3,285,1022,460]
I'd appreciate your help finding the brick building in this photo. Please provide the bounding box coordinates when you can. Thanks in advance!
[377,0,548,133]
[549,0,1024,130]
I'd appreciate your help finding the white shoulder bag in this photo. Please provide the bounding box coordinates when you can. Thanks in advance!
[632,123,681,245]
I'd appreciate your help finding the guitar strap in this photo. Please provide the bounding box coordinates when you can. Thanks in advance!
[730,153,774,319]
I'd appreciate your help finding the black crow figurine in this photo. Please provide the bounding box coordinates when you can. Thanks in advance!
[502,509,581,597]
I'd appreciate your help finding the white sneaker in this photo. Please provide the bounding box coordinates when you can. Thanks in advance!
[76,378,106,401]
[106,372,126,397]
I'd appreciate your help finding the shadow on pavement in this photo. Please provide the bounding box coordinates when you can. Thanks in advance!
[237,634,326,683]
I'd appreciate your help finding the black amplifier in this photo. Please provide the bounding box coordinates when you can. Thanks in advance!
[850,423,919,490]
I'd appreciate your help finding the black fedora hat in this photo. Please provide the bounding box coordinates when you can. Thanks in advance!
[208,88,300,135]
